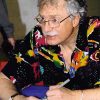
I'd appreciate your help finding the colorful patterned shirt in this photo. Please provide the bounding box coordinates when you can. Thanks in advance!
[1,16,100,91]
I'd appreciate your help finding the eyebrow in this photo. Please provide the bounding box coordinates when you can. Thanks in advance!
[39,14,61,19]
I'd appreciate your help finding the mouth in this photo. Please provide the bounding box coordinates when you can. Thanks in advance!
[44,33,57,37]
[43,31,59,37]
[45,35,56,38]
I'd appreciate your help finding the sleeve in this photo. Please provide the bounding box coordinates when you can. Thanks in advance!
[1,26,39,90]
[79,16,100,89]
[0,0,14,38]
[65,16,100,90]
[87,16,100,62]
[87,16,100,87]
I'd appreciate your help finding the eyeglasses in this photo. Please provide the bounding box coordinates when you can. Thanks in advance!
[35,14,72,27]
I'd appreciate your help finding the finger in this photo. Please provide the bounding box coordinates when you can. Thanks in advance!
[8,38,15,47]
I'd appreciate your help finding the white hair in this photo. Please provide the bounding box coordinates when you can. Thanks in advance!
[38,0,87,18]
[66,0,87,18]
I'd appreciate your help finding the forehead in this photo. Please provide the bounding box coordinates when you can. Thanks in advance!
[39,1,68,17]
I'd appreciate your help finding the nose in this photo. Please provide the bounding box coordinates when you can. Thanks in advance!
[42,21,53,33]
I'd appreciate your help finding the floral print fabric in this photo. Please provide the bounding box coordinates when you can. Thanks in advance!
[2,16,100,91]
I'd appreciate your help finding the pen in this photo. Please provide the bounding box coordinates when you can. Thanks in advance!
[58,78,70,88]
[40,79,70,100]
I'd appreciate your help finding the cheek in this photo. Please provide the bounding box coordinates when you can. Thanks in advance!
[57,24,73,40]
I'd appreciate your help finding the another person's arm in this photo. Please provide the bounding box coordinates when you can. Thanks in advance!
[0,72,24,100]
[0,0,15,47]
[0,73,39,100]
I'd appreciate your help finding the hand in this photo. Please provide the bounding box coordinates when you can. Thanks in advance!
[46,85,81,100]
[8,37,15,48]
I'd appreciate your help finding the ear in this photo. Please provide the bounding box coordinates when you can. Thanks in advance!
[72,15,80,27]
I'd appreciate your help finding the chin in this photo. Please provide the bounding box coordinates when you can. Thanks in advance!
[45,35,61,45]
[46,40,60,45]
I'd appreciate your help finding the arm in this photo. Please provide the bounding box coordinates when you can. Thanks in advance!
[0,72,18,99]
[0,72,23,100]
[0,72,39,100]
[0,26,41,100]
[0,0,15,47]
[46,86,100,100]
[46,16,100,100]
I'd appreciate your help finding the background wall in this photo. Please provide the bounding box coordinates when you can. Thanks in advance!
[0,0,100,47]
[7,0,38,38]
[87,0,100,16]
[17,0,38,34]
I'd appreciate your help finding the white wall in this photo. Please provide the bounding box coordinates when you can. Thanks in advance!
[17,0,38,34]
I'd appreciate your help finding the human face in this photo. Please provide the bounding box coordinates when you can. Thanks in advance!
[39,1,75,45]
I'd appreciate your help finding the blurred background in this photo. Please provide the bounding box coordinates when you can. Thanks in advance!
[0,0,100,60]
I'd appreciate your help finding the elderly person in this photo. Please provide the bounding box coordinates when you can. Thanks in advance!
[0,0,100,100]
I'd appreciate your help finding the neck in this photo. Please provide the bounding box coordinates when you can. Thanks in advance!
[60,26,79,51]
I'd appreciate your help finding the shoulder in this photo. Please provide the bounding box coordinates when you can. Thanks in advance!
[77,16,100,48]
[86,16,100,41]
[76,16,100,61]
[87,16,100,62]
